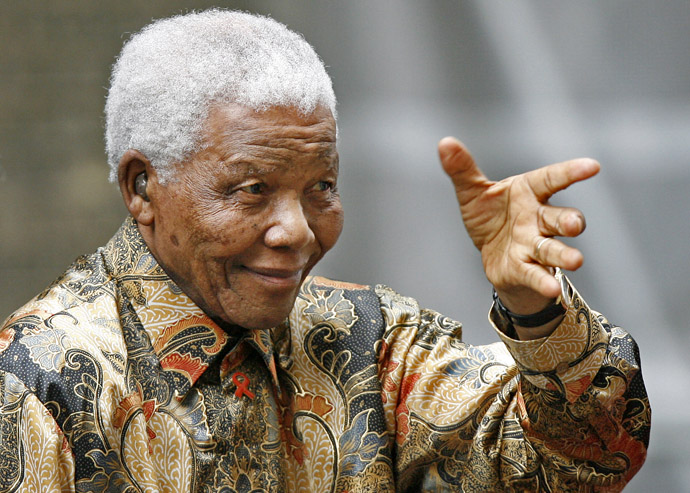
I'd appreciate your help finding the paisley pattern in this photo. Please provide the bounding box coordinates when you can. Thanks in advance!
[0,217,649,492]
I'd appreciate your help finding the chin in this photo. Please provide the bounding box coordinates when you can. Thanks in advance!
[210,281,304,330]
[242,316,290,331]
[220,303,296,331]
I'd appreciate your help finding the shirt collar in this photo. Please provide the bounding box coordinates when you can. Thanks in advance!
[101,216,281,394]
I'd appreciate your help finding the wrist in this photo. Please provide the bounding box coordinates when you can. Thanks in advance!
[492,289,566,328]
[491,268,571,332]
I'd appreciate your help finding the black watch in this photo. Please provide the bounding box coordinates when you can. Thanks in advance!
[492,289,567,328]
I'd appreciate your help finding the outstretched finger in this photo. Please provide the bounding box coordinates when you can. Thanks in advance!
[438,137,489,195]
[527,158,600,202]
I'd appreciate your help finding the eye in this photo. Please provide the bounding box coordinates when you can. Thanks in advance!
[239,182,265,195]
[312,180,335,192]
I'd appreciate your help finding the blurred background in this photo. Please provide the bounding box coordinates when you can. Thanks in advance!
[1,1,688,490]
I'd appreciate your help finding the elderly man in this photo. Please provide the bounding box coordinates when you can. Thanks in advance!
[0,9,648,492]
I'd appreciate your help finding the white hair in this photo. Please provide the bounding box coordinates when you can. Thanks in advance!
[105,9,337,183]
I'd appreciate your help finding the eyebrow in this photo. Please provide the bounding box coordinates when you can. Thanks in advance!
[242,163,276,176]
[218,159,279,176]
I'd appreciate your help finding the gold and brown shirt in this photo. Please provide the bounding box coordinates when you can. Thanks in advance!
[0,217,649,492]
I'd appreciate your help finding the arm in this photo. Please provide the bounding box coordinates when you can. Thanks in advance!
[490,276,650,489]
[414,138,650,488]
[377,283,649,491]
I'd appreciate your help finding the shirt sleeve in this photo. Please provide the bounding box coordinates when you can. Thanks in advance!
[375,276,650,492]
[0,370,76,492]
[490,274,650,489]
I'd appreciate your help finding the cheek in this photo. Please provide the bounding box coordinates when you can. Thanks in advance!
[187,210,260,257]
[316,207,344,251]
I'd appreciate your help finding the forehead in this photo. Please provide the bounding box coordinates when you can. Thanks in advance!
[199,103,338,167]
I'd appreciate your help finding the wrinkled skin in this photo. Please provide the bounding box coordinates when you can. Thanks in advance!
[121,104,343,330]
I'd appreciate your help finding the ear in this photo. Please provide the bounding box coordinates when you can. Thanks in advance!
[118,149,155,226]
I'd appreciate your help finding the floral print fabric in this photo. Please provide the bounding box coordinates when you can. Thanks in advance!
[0,217,649,491]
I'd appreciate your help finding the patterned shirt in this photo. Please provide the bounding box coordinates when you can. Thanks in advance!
[0,217,649,492]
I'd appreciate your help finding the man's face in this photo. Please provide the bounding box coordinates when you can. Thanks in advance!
[146,104,343,330]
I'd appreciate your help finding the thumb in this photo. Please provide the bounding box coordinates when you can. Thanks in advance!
[438,137,487,193]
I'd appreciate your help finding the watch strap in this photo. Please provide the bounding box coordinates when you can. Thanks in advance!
[492,290,566,328]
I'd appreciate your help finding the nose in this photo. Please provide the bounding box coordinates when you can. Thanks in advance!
[264,196,316,251]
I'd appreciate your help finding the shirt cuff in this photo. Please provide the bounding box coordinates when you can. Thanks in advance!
[489,272,609,403]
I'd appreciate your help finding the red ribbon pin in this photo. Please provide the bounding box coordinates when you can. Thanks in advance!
[232,371,255,400]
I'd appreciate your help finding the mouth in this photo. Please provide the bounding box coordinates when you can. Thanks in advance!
[241,265,306,288]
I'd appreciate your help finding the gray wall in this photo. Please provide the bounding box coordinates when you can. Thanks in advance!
[1,2,688,490]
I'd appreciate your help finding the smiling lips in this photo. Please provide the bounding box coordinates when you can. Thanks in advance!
[242,265,306,288]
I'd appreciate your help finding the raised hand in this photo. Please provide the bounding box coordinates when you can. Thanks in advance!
[438,136,600,323]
